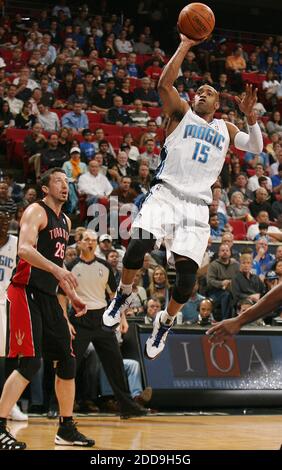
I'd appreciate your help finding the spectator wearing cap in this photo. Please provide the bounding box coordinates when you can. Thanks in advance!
[264,270,279,292]
[252,238,275,277]
[232,253,265,307]
[105,96,130,126]
[62,146,87,213]
[91,83,112,114]
[61,102,89,132]
[77,159,113,206]
[80,129,96,163]
[96,234,125,268]
[262,270,282,325]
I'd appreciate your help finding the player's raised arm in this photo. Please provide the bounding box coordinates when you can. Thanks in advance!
[158,34,202,117]
[226,84,263,154]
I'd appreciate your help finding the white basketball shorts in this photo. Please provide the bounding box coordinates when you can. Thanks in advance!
[132,184,210,267]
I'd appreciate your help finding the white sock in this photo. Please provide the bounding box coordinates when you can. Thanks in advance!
[119,282,133,295]
[160,310,175,326]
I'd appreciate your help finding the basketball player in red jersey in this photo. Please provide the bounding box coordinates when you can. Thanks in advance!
[0,168,95,449]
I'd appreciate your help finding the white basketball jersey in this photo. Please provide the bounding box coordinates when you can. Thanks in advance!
[154,108,230,203]
[0,235,17,304]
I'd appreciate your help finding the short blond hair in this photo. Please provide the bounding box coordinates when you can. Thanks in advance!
[240,253,253,263]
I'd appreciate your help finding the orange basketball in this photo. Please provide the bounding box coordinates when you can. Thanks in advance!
[178,3,215,40]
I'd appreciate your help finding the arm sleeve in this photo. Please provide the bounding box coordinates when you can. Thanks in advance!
[234,122,263,154]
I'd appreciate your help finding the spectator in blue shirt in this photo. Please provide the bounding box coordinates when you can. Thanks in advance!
[181,281,205,324]
[271,163,282,192]
[252,238,275,276]
[244,151,270,169]
[61,101,89,132]
[80,129,96,162]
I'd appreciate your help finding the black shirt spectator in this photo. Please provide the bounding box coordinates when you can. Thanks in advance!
[105,96,130,125]
[23,123,47,156]
[249,188,275,221]
[15,102,36,130]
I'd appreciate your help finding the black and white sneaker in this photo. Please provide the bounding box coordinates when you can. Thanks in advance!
[55,420,95,447]
[0,425,26,450]
[145,311,174,360]
[102,289,134,329]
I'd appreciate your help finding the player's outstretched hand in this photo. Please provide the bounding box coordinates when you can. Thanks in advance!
[234,84,257,120]
[206,317,241,343]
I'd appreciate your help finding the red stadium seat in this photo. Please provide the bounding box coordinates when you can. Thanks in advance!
[147,107,162,119]
[86,112,102,125]
[228,219,246,240]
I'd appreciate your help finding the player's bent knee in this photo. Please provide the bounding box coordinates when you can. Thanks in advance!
[172,259,198,304]
[123,234,156,270]
[56,357,76,380]
[18,357,41,382]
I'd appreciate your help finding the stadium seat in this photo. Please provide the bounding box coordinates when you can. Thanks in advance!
[228,219,247,240]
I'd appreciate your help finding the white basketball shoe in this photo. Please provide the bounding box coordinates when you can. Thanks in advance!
[145,311,175,360]
[102,289,134,329]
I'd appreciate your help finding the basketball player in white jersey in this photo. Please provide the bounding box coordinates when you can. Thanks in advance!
[0,212,17,356]
[102,34,263,360]
[0,212,27,421]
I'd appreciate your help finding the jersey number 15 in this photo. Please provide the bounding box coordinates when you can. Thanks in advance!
[192,142,210,164]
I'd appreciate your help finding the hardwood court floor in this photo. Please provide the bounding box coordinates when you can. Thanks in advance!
[8,415,282,450]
